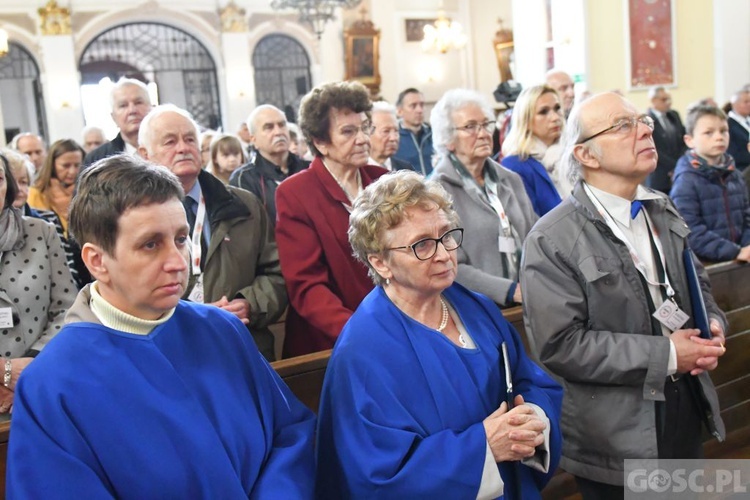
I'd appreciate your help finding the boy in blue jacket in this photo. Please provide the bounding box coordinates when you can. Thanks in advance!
[670,105,750,262]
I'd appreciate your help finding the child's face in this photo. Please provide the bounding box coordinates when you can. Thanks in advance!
[216,149,243,174]
[685,115,729,165]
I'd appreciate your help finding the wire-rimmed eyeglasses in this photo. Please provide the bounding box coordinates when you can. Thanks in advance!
[386,228,464,261]
[577,114,655,144]
[453,121,497,136]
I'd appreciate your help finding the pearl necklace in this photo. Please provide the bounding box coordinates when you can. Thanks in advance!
[438,297,467,347]
[437,297,449,332]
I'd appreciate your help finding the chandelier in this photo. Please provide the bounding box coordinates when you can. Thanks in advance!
[271,0,363,39]
[421,9,467,54]
[0,29,8,58]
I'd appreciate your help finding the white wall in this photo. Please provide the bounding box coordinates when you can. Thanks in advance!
[713,0,750,104]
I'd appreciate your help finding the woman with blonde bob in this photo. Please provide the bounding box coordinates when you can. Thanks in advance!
[431,88,538,306]
[501,84,568,216]
[316,170,562,499]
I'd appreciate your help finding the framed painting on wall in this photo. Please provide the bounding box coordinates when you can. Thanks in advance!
[345,19,381,97]
[627,0,676,89]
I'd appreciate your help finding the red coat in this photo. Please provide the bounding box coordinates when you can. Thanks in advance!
[275,157,388,357]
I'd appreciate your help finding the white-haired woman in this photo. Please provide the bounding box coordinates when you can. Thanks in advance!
[501,85,568,216]
[431,89,538,306]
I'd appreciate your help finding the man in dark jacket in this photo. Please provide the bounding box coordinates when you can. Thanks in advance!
[726,89,750,171]
[83,78,152,168]
[393,88,434,175]
[645,86,686,193]
[229,105,308,228]
[522,92,727,499]
[139,104,287,361]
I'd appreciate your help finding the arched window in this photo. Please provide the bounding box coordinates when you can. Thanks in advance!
[252,34,311,123]
[79,22,221,129]
[0,42,47,143]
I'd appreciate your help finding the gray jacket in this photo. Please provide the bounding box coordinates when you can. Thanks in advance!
[0,216,76,357]
[521,182,726,485]
[432,156,538,305]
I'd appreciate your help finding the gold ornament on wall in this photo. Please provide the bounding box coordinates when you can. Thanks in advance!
[493,18,514,82]
[38,0,71,36]
[220,1,247,33]
[344,5,381,98]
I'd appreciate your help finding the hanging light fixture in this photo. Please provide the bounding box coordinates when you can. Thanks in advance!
[0,28,8,58]
[271,0,363,39]
[421,4,467,54]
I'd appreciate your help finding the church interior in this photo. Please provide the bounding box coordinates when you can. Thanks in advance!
[0,0,747,144]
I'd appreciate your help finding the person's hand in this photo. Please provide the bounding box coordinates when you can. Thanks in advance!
[9,357,33,391]
[672,328,725,375]
[513,284,523,304]
[209,296,251,324]
[483,395,546,463]
[0,385,14,413]
[736,245,750,262]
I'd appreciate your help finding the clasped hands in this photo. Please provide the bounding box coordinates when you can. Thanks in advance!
[483,395,546,463]
[209,296,251,324]
[672,319,726,376]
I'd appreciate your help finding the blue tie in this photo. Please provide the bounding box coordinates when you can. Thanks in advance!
[630,200,644,219]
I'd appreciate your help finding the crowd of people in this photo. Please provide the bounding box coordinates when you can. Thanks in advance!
[0,70,743,498]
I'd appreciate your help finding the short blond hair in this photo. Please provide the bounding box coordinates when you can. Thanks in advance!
[348,170,459,285]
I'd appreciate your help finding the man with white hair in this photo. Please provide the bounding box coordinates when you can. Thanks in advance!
[139,104,287,361]
[83,77,152,167]
[229,105,309,228]
[80,125,106,153]
[521,92,727,498]
[726,88,750,171]
[368,101,413,171]
[545,69,576,118]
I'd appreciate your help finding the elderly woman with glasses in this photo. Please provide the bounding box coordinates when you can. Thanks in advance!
[501,85,567,216]
[431,89,538,306]
[275,81,387,357]
[316,170,562,499]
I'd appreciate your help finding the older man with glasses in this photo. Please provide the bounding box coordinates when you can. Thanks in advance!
[368,101,414,171]
[521,92,727,499]
[431,88,538,307]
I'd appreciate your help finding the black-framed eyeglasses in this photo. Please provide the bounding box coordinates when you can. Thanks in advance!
[453,121,497,136]
[386,228,464,261]
[577,114,655,144]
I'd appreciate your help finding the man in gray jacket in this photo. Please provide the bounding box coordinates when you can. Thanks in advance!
[521,92,727,499]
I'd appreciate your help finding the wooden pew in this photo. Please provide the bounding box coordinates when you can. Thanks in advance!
[0,261,746,499]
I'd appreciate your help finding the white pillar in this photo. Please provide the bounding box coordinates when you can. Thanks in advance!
[713,0,750,104]
[510,0,548,86]
[221,31,255,131]
[39,35,83,142]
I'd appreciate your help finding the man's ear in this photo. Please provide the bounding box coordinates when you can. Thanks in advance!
[573,143,600,170]
[138,146,149,160]
[81,242,110,284]
[367,253,392,283]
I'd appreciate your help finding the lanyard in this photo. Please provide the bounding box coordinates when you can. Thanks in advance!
[190,194,207,276]
[484,174,512,237]
[583,183,675,298]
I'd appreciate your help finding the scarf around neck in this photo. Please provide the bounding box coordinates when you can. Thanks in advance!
[687,149,735,177]
[0,207,25,252]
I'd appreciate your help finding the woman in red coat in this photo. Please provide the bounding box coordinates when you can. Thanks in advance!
[276,81,387,357]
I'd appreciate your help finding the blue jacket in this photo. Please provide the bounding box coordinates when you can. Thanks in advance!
[670,152,750,262]
[501,155,562,216]
[394,123,434,175]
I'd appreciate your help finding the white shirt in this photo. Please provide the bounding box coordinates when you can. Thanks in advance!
[583,183,678,375]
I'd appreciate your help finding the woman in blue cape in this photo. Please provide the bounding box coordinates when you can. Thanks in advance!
[316,170,562,499]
